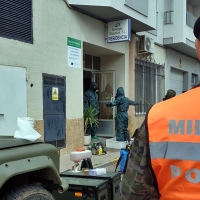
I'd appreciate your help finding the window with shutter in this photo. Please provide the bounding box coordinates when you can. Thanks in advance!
[0,0,33,43]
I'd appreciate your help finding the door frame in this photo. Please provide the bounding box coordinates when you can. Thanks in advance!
[43,74,66,149]
[92,70,116,137]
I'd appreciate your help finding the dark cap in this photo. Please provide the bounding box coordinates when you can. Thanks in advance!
[163,89,176,101]
[193,17,200,40]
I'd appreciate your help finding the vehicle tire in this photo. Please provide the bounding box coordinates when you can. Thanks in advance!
[1,184,55,200]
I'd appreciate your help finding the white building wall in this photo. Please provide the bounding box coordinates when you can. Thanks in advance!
[164,1,185,43]
[154,45,166,65]
[165,49,200,91]
[136,0,200,95]
[0,0,128,120]
[112,0,157,30]
[137,0,165,46]
[194,6,200,16]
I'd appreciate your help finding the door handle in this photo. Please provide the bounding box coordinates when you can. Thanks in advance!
[0,114,4,116]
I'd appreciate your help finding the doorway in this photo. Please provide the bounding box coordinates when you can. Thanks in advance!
[83,69,116,137]
[43,74,66,149]
[93,71,116,137]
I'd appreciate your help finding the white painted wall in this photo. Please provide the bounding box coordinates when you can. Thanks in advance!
[154,45,166,65]
[0,0,128,120]
[113,0,157,30]
[194,6,200,16]
[68,0,157,30]
[137,0,165,45]
[165,49,200,92]
[163,1,185,43]
[163,0,199,44]
[101,54,126,93]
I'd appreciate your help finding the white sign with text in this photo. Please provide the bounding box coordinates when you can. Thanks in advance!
[107,19,131,43]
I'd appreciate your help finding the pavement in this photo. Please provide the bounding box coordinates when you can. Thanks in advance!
[59,138,120,172]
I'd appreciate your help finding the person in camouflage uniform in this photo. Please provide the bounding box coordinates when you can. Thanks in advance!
[119,89,176,200]
[162,89,176,101]
[119,120,160,200]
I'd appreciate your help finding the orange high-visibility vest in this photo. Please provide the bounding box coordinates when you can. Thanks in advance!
[147,87,200,200]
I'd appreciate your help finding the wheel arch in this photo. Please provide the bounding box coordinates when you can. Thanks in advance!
[0,156,62,189]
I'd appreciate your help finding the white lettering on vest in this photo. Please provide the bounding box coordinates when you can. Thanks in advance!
[170,165,181,179]
[170,165,200,184]
[169,120,200,135]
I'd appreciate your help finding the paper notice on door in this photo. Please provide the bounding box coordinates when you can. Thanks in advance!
[52,87,59,101]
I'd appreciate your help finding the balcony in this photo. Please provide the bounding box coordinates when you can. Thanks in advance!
[163,0,200,59]
[67,0,156,33]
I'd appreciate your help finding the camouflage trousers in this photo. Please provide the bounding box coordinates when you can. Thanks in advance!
[119,178,160,200]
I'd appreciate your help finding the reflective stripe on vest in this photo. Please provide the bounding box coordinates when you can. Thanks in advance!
[147,87,200,200]
[150,142,200,160]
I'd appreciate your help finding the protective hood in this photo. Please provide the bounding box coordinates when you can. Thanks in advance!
[90,82,97,89]
[105,84,113,93]
[116,87,124,96]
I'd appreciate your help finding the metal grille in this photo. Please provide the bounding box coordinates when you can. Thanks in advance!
[0,0,33,43]
[135,59,165,115]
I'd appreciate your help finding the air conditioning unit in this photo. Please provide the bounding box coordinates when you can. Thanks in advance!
[138,35,154,54]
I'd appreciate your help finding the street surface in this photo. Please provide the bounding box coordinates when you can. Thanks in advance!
[105,162,117,172]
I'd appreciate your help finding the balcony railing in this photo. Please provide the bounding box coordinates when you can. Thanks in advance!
[186,11,197,28]
[164,10,173,24]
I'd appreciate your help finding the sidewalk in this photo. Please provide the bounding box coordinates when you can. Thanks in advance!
[60,147,120,172]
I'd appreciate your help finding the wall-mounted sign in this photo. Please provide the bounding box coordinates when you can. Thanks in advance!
[52,87,59,101]
[67,37,81,68]
[107,19,131,43]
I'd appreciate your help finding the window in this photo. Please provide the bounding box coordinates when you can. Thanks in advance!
[135,59,164,115]
[0,0,33,43]
[83,54,101,70]
[191,74,198,87]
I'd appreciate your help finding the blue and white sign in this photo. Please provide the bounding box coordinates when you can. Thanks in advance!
[107,19,131,43]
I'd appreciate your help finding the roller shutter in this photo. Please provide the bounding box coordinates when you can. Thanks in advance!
[170,68,183,95]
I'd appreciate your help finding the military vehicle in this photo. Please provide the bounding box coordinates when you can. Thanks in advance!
[0,137,121,200]
[0,137,68,200]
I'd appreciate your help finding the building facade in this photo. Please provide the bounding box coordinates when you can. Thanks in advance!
[0,0,199,153]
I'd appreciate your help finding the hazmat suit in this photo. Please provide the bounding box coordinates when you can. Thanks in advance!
[107,87,138,141]
[84,82,99,137]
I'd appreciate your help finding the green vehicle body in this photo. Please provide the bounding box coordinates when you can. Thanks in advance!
[0,137,68,195]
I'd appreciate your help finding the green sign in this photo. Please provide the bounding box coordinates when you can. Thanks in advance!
[67,37,81,48]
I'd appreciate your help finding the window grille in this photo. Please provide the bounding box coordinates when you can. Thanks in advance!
[0,0,33,43]
[135,59,164,115]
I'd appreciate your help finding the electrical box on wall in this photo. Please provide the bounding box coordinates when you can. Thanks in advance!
[138,35,154,54]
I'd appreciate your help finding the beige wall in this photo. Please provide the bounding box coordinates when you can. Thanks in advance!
[0,0,128,120]
[128,34,145,134]
[35,118,84,153]
[0,0,131,153]
[101,54,126,89]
